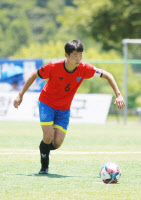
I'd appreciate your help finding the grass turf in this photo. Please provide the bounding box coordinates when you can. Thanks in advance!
[0,121,141,199]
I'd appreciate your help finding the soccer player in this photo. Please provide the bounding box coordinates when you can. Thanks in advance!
[13,40,125,174]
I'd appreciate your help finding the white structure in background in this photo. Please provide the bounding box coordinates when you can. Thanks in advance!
[0,92,112,124]
[122,39,141,124]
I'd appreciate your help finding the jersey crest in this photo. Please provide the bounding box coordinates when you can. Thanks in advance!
[77,77,82,82]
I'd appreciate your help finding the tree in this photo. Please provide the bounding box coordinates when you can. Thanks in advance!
[36,0,48,8]
[6,19,30,55]
[59,0,141,51]
[0,0,32,57]
[26,0,68,43]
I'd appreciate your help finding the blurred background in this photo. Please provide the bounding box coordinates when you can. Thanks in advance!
[0,0,141,124]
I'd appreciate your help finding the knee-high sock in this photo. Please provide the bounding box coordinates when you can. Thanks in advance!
[50,141,57,150]
[39,140,50,168]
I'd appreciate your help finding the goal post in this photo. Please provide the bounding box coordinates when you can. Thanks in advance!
[122,39,141,124]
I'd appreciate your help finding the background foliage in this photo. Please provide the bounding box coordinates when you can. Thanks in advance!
[0,0,141,109]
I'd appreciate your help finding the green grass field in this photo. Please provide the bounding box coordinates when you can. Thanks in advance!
[0,121,141,200]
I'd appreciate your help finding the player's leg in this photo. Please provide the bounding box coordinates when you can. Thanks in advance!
[38,101,55,174]
[39,125,54,174]
[51,109,70,149]
[39,126,66,173]
[52,128,66,149]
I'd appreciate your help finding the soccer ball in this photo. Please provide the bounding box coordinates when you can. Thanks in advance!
[100,162,121,184]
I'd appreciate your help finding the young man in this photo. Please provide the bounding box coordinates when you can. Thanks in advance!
[13,40,125,174]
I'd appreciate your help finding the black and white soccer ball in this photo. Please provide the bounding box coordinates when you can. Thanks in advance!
[100,162,121,184]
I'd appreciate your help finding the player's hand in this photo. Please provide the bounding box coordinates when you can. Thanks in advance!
[13,93,23,109]
[114,94,125,109]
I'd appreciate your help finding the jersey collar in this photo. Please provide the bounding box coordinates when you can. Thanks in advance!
[63,61,77,73]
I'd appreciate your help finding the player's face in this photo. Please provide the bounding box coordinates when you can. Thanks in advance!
[66,51,82,67]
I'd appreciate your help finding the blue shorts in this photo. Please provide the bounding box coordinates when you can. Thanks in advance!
[38,101,70,133]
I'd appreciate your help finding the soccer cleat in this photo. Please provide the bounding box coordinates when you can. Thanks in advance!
[39,167,48,174]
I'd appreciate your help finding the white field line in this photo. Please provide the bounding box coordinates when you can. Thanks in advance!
[0,149,141,155]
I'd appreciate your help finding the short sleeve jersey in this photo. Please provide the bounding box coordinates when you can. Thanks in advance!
[37,59,101,110]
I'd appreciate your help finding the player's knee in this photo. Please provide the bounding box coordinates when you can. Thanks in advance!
[43,135,53,144]
[53,141,62,149]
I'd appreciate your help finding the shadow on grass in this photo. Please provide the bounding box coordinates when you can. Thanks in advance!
[16,173,81,178]
[32,173,73,178]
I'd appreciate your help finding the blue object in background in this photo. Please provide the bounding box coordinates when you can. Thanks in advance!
[0,59,44,91]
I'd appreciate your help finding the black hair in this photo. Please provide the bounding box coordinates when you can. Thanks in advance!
[65,40,83,55]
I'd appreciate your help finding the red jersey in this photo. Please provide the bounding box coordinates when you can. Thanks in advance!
[37,59,97,110]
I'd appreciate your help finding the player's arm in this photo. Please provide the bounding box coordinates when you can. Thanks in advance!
[13,70,38,108]
[101,70,125,109]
